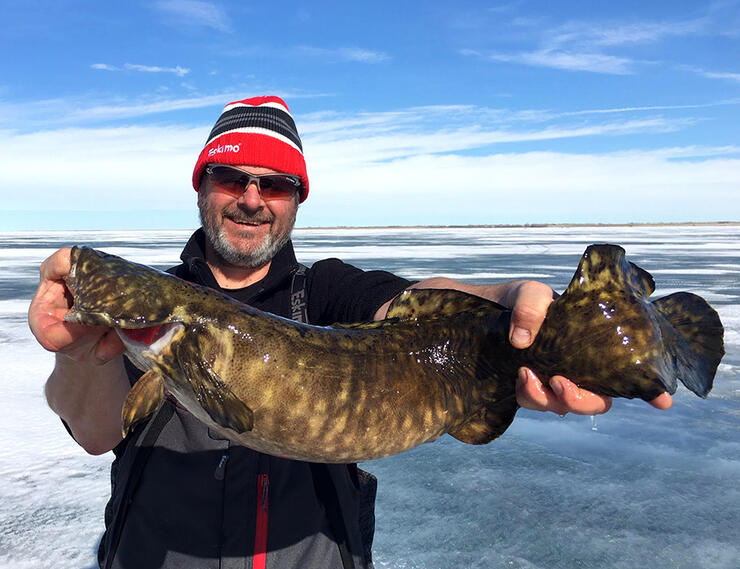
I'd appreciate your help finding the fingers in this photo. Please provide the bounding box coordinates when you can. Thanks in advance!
[516,368,613,416]
[39,247,73,282]
[95,329,126,362]
[507,281,555,349]
[649,392,673,410]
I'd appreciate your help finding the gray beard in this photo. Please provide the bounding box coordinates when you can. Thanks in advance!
[198,199,296,270]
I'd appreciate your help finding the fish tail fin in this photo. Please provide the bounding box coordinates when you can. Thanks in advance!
[653,292,725,397]
[448,395,520,445]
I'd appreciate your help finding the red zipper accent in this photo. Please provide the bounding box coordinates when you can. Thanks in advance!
[253,474,270,569]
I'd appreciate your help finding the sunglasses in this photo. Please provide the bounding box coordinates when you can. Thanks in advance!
[204,164,302,201]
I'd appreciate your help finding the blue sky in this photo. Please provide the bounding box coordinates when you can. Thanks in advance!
[1,0,739,229]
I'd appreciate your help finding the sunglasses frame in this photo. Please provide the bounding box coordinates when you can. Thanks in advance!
[204,164,303,201]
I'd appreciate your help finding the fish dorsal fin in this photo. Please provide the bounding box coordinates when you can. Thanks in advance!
[386,289,507,321]
[186,359,254,434]
[652,292,725,397]
[121,369,165,438]
[566,244,655,298]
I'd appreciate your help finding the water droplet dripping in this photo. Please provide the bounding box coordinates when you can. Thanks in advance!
[590,415,598,431]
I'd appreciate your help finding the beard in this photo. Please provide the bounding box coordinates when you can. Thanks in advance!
[198,192,297,269]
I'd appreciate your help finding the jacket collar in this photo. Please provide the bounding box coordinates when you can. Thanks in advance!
[179,228,300,300]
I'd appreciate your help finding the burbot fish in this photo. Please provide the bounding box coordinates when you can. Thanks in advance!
[63,244,725,463]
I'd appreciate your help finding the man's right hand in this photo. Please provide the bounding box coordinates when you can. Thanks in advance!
[28,247,125,362]
[29,248,130,455]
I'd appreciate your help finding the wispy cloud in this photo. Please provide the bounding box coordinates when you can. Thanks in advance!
[548,19,707,48]
[0,93,232,129]
[703,70,740,82]
[91,63,190,77]
[2,104,738,225]
[295,46,391,63]
[463,14,709,74]
[680,64,740,83]
[463,48,634,75]
[0,91,334,130]
[124,63,190,77]
[153,0,230,32]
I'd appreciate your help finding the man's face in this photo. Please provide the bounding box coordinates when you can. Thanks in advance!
[197,165,299,269]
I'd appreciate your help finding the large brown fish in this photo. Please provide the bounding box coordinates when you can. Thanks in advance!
[63,244,724,463]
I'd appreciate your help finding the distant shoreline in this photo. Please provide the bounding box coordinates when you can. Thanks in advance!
[296,221,740,230]
[4,221,739,233]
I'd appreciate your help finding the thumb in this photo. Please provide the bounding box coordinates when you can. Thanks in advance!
[509,281,555,349]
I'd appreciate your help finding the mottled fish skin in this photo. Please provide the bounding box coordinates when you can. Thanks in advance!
[525,245,724,401]
[63,245,724,463]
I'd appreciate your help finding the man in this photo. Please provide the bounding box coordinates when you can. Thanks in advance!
[29,96,672,569]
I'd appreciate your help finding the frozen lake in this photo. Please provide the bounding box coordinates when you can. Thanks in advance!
[1,225,738,569]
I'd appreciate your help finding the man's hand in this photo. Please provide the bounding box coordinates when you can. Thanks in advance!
[502,280,673,414]
[28,247,124,362]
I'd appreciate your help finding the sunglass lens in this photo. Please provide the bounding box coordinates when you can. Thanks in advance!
[208,167,248,195]
[259,175,301,199]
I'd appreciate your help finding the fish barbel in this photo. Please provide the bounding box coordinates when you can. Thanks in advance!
[63,245,725,463]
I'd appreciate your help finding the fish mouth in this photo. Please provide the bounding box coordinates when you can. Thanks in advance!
[116,323,184,355]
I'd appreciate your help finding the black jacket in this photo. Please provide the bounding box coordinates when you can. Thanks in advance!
[97,230,411,569]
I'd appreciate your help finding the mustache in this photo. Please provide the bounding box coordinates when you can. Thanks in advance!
[223,208,273,225]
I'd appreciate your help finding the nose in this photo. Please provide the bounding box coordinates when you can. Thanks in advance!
[236,180,264,211]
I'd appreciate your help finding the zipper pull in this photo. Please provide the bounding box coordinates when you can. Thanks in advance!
[259,473,270,511]
[214,453,229,480]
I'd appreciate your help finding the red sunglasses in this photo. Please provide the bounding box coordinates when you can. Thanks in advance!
[204,164,302,201]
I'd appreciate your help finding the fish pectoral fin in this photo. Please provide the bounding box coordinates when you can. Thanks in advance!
[121,369,165,438]
[448,395,520,445]
[653,292,725,397]
[190,360,254,434]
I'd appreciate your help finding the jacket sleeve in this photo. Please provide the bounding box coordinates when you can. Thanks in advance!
[306,258,413,325]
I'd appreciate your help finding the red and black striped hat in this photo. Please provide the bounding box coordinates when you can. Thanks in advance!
[192,96,309,202]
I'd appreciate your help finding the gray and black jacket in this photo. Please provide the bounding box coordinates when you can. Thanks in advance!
[96,230,411,569]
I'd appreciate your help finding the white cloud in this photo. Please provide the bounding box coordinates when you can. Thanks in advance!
[0,125,204,212]
[476,49,634,75]
[678,64,740,83]
[1,105,738,227]
[154,0,230,32]
[91,63,190,77]
[124,63,190,77]
[301,148,740,226]
[0,91,335,130]
[297,106,696,164]
[703,70,740,82]
[90,63,119,71]
[0,93,239,128]
[463,13,710,75]
[549,19,707,48]
[295,46,391,63]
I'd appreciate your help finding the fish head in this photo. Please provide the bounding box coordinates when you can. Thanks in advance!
[65,246,190,328]
[64,246,194,367]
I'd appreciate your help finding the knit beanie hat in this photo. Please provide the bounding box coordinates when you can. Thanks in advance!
[192,96,309,202]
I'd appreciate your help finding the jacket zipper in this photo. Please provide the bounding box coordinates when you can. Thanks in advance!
[253,473,270,569]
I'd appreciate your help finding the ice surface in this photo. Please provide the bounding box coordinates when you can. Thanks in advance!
[1,225,738,569]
